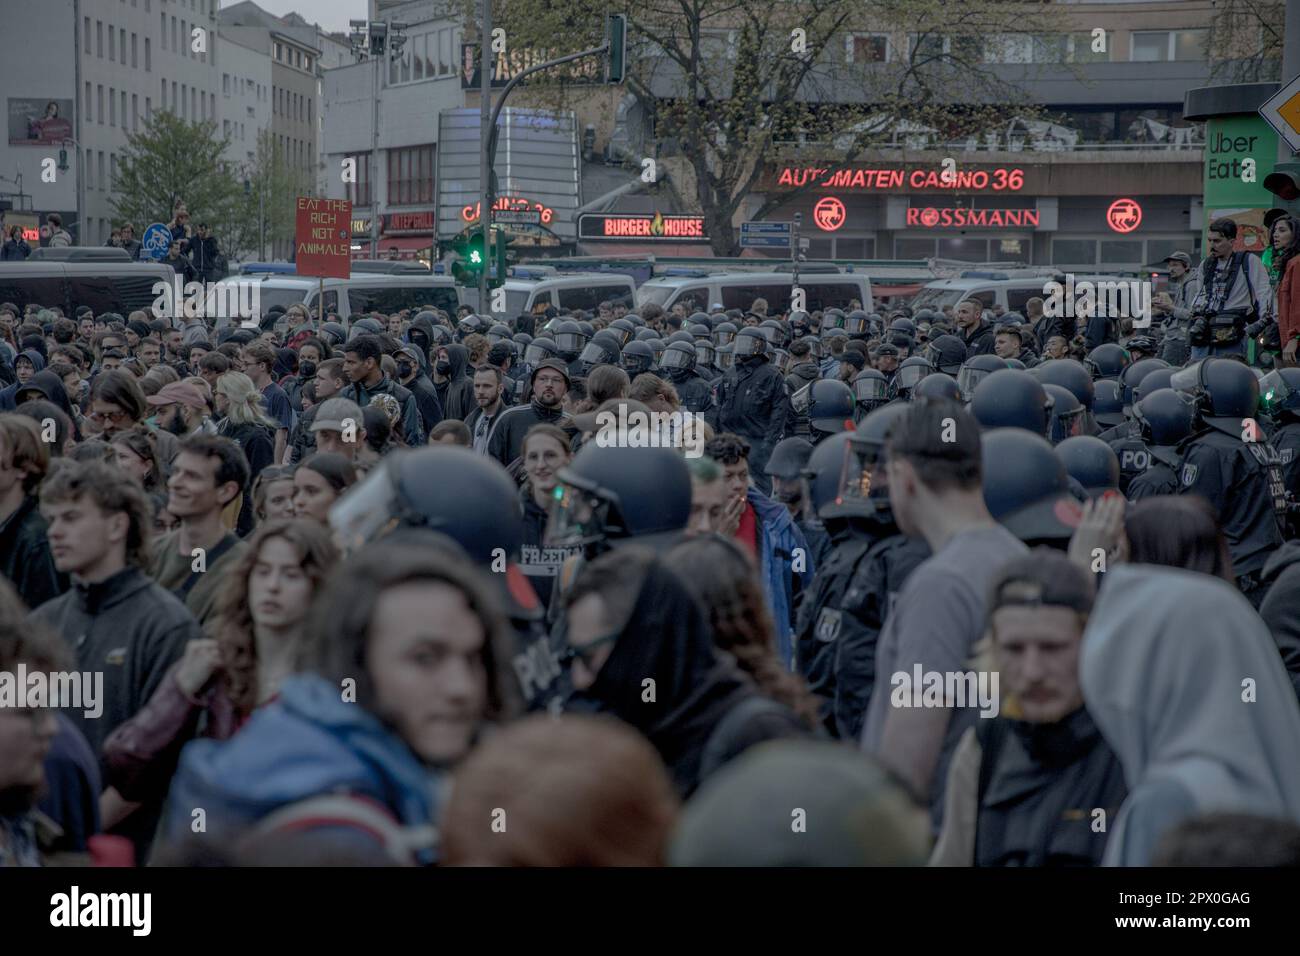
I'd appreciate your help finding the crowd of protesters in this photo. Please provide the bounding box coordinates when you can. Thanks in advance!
[3,211,1300,868]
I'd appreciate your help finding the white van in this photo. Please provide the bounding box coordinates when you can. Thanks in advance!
[910,269,1069,315]
[0,261,175,316]
[461,268,637,316]
[636,268,873,314]
[246,274,462,323]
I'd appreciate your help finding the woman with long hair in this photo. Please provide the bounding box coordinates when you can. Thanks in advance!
[668,534,822,730]
[110,426,163,494]
[1271,214,1300,366]
[292,452,357,524]
[214,371,276,536]
[518,424,581,612]
[102,519,339,814]
[251,465,296,524]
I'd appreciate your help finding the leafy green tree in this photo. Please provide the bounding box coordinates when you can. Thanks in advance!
[239,129,317,261]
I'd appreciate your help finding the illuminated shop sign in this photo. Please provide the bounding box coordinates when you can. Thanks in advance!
[578,212,709,241]
[813,197,846,231]
[778,166,1026,192]
[906,207,1041,228]
[462,197,555,225]
[1106,198,1142,233]
[383,211,434,233]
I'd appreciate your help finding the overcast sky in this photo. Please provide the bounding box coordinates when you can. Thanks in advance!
[223,0,368,34]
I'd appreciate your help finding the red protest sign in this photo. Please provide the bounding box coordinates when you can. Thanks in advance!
[294,197,352,278]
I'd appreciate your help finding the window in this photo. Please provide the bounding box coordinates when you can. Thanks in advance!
[413,36,425,80]
[110,154,117,189]
[1100,239,1143,264]
[172,81,177,111]
[346,152,372,206]
[896,237,937,259]
[1052,238,1099,265]
[223,73,230,95]
[1069,31,1108,63]
[121,28,126,61]
[192,88,197,119]
[85,16,91,53]
[275,42,282,61]
[181,20,187,56]
[909,33,983,62]
[109,24,115,61]
[387,145,434,205]
[85,152,93,191]
[181,83,187,119]
[161,77,166,108]
[132,94,138,131]
[160,12,166,49]
[985,34,1033,64]
[305,56,312,72]
[223,119,230,137]
[171,16,177,53]
[146,37,151,71]
[98,152,105,190]
[146,96,151,119]
[1032,34,1070,63]
[97,20,103,57]
[110,88,115,125]
[846,34,889,64]
[121,91,127,127]
[85,82,92,117]
[97,85,104,124]
[938,238,990,261]
[132,33,138,67]
[1132,29,1207,62]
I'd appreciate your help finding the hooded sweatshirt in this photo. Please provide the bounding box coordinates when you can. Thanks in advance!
[1081,564,1300,866]
[16,369,77,428]
[435,343,475,422]
[0,350,46,411]
[564,551,806,797]
[163,674,443,865]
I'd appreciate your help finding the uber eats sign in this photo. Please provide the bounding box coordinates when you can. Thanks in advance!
[1202,115,1279,253]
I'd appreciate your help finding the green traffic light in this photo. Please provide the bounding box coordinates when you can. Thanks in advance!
[470,249,482,264]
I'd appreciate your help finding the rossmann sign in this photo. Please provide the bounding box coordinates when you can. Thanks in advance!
[775,166,1026,192]
[907,206,1040,228]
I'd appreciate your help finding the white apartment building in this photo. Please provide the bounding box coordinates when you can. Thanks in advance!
[217,32,271,174]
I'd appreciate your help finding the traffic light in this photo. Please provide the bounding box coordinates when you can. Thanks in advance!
[606,14,627,84]
[450,232,487,284]
[1263,162,1300,218]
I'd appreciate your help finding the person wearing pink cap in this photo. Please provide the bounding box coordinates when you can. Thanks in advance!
[145,381,215,440]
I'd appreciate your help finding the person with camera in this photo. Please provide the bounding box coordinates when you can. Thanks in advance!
[1188,218,1272,362]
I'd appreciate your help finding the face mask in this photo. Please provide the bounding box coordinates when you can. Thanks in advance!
[435,360,452,376]
[299,360,317,379]
[397,362,413,378]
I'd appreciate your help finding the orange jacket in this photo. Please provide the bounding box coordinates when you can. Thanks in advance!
[1279,255,1300,344]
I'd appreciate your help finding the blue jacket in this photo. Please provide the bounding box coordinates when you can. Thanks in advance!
[163,674,443,864]
[747,487,813,670]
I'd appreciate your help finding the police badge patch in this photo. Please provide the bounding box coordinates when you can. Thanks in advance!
[815,608,842,643]
[1181,462,1199,487]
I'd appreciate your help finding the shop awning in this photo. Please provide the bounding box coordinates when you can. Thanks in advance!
[361,236,435,259]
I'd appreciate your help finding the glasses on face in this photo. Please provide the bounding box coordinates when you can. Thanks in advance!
[88,408,131,425]
[535,374,566,388]
[557,630,621,670]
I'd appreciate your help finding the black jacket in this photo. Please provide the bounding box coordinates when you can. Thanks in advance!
[287,402,318,465]
[564,551,806,797]
[217,419,275,537]
[972,707,1127,867]
[487,398,570,468]
[1030,314,1066,352]
[166,255,196,283]
[403,371,445,434]
[0,495,67,610]
[345,374,424,445]
[665,367,714,415]
[714,357,790,486]
[433,343,475,422]
[1,237,31,261]
[188,235,222,280]
[962,321,997,359]
[1260,540,1300,702]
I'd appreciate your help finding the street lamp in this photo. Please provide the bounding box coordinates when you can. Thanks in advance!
[349,19,407,260]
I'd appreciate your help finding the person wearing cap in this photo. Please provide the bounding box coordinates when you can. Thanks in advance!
[394,343,444,436]
[147,380,216,439]
[487,359,573,469]
[310,397,367,465]
[931,549,1125,867]
[859,400,1027,830]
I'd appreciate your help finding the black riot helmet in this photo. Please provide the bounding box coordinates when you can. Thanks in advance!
[802,431,855,520]
[647,337,667,364]
[801,334,825,361]
[1031,359,1095,412]
[659,341,697,373]
[695,339,717,368]
[1170,357,1260,428]
[329,446,523,565]
[1259,366,1300,417]
[689,323,712,342]
[713,321,738,347]
[487,323,512,344]
[576,320,596,339]
[829,401,912,520]
[981,428,1081,544]
[766,436,815,480]
[512,332,534,351]
[547,444,692,550]
[1055,436,1120,498]
[1085,343,1131,381]
[427,324,453,348]
[622,340,655,376]
[553,320,588,358]
[667,330,695,346]
[1133,388,1197,447]
[770,348,792,375]
[892,356,934,401]
[1119,357,1171,408]
[608,317,637,346]
[523,336,559,367]
[788,311,811,338]
[971,369,1054,438]
[688,312,712,329]
[924,335,968,375]
[457,314,486,341]
[807,379,856,437]
[1092,379,1126,428]
[1132,366,1175,405]
[822,308,846,330]
[913,372,962,402]
[715,342,735,370]
[852,368,891,414]
[845,309,869,335]
[957,353,1010,403]
[579,332,623,374]
[635,326,658,343]
[1005,359,1027,371]
[759,319,789,350]
[733,327,769,359]
[1043,384,1086,445]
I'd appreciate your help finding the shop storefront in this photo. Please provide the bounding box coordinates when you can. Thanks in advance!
[752,158,1202,269]
[380,210,437,262]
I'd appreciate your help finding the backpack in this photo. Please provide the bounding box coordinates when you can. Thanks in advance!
[247,793,438,866]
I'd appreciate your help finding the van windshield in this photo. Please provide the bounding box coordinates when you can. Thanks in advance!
[910,287,966,311]
[257,287,314,312]
[636,283,676,307]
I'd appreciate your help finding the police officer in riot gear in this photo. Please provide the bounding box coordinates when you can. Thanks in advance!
[971,369,1053,437]
[891,355,933,402]
[714,327,791,493]
[1055,435,1120,498]
[1259,366,1300,498]
[1173,358,1287,606]
[553,319,589,381]
[801,379,856,444]
[1127,387,1197,500]
[852,368,890,422]
[1092,380,1127,436]
[981,428,1081,550]
[622,339,655,378]
[1032,358,1097,434]
[659,341,715,414]
[695,337,723,382]
[957,353,1009,403]
[925,335,967,377]
[1042,384,1086,445]
[579,331,623,377]
[913,372,962,402]
[328,445,563,711]
[1085,342,1131,381]
[713,321,738,347]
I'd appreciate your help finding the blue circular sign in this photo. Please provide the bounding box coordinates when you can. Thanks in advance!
[141,222,172,261]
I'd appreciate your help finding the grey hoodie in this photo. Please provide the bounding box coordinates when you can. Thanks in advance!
[1081,564,1300,865]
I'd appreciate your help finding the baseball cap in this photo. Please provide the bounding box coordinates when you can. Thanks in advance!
[145,381,208,409]
[531,359,571,387]
[310,397,364,433]
[1164,251,1192,265]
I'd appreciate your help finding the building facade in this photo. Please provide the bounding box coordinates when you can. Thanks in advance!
[216,33,272,174]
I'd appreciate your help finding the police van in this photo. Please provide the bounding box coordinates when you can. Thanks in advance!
[635,265,873,314]
[244,273,462,323]
[461,267,637,316]
[909,269,1066,314]
[0,257,174,316]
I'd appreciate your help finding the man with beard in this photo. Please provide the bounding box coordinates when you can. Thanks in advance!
[145,381,215,439]
[488,360,573,469]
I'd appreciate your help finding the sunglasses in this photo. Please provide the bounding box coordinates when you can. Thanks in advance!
[557,629,620,670]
